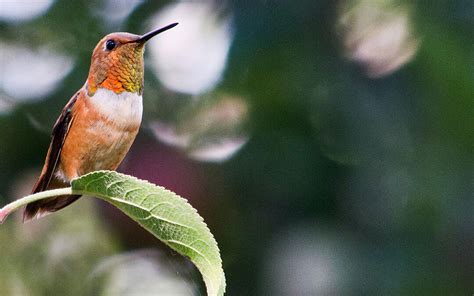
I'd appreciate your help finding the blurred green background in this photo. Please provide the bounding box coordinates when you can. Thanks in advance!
[0,0,472,295]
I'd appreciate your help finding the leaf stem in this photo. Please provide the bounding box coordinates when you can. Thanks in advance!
[0,187,73,223]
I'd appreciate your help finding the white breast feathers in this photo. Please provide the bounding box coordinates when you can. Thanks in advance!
[88,88,143,126]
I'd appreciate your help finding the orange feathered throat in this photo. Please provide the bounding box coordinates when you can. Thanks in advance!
[87,42,144,95]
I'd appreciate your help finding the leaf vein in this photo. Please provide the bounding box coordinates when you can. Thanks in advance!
[139,192,156,206]
[104,179,126,192]
[122,187,142,199]
[81,174,106,191]
[109,197,193,230]
[148,201,174,213]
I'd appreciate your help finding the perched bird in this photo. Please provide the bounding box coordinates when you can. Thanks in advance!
[24,23,178,222]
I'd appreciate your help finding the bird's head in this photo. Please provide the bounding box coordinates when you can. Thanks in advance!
[86,23,178,96]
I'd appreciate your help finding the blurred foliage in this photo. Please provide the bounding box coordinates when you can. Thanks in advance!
[0,199,117,295]
[0,0,473,295]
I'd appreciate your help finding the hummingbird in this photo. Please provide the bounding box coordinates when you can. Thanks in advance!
[23,23,178,222]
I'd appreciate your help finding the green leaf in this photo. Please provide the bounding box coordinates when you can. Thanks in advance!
[71,171,226,296]
[0,170,225,295]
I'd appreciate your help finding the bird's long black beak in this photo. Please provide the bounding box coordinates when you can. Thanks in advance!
[136,22,178,43]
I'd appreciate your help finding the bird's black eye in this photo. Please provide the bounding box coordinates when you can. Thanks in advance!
[105,40,116,51]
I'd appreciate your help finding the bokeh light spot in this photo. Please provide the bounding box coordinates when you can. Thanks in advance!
[147,2,233,95]
[337,0,420,78]
[150,94,249,163]
[0,0,55,23]
[0,44,74,102]
[97,0,143,27]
